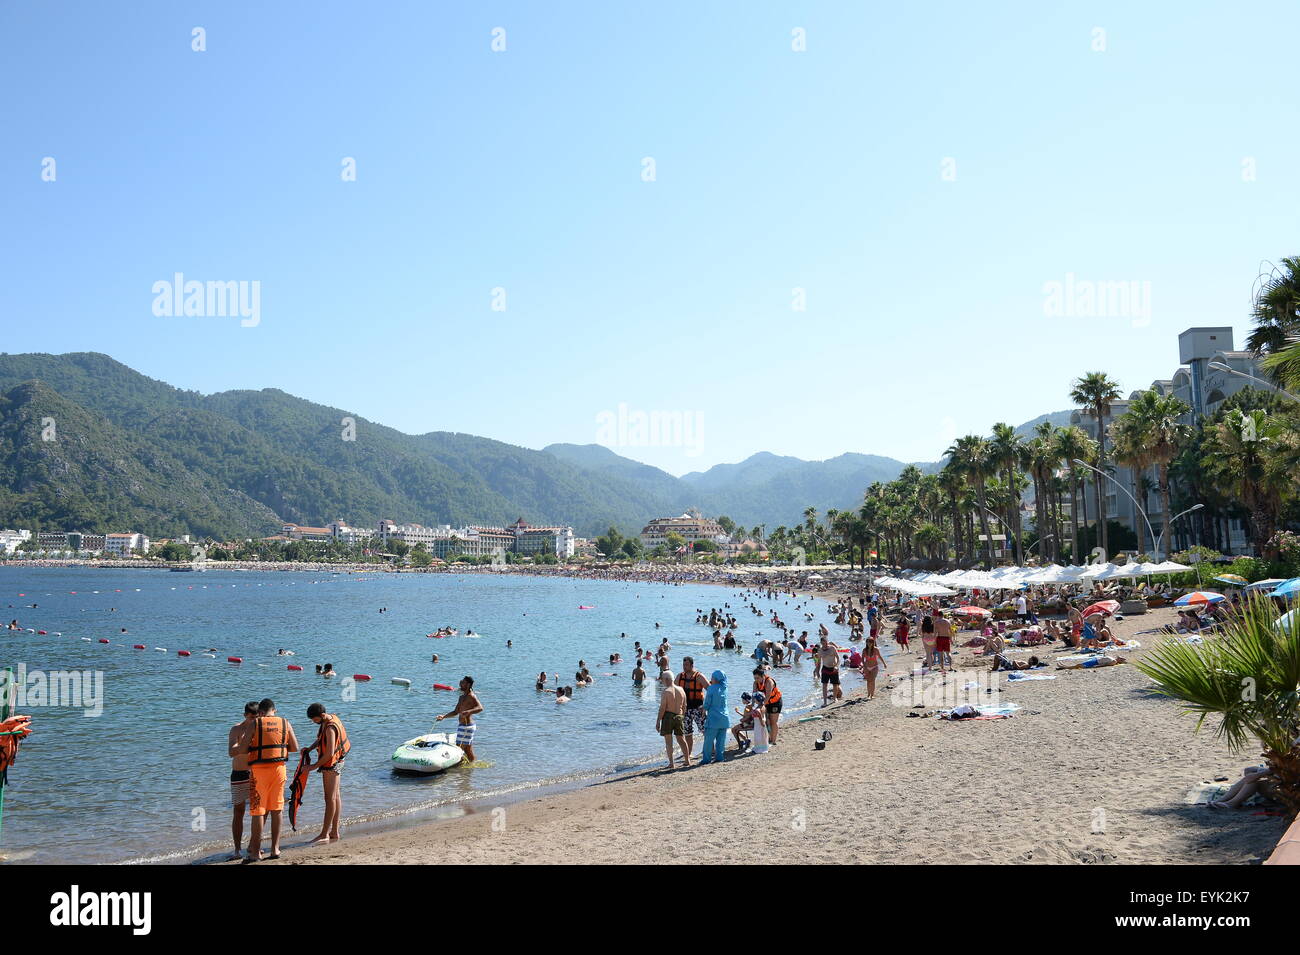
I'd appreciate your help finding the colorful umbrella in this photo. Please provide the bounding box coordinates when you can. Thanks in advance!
[1082,600,1120,618]
[956,605,991,617]
[1174,591,1226,607]
[1213,574,1248,586]
[1269,578,1300,599]
[287,751,312,832]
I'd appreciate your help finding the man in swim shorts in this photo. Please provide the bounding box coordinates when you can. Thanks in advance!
[436,675,483,763]
[675,657,710,758]
[816,636,843,706]
[227,700,259,860]
[239,698,299,862]
[656,671,690,768]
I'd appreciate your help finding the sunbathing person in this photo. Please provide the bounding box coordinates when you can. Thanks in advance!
[1057,654,1126,669]
[991,653,1041,671]
[1209,764,1275,809]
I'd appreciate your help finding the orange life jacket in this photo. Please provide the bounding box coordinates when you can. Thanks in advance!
[758,676,781,704]
[315,714,351,768]
[248,716,289,765]
[0,714,32,782]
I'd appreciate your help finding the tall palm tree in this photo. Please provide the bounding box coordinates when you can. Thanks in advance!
[1070,372,1123,555]
[989,423,1026,564]
[1114,390,1192,559]
[1201,408,1295,556]
[1245,256,1300,357]
[1051,425,1093,562]
[946,434,996,570]
[1110,410,1154,556]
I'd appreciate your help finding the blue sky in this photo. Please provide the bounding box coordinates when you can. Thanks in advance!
[3,1,1298,475]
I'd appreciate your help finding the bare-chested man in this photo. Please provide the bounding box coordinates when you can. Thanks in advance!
[227,700,259,860]
[435,675,483,763]
[817,636,843,706]
[656,671,690,768]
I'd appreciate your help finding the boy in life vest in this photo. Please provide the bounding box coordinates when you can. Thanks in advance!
[239,697,299,862]
[304,703,351,845]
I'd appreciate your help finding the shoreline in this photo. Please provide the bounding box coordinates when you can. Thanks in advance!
[207,596,1288,866]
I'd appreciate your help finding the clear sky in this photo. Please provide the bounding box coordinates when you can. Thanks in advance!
[3,2,1297,476]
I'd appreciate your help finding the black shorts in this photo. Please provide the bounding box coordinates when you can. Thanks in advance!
[821,667,840,686]
[765,699,783,715]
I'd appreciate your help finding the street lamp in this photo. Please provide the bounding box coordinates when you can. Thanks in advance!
[1207,361,1300,404]
[1027,534,1055,556]
[1072,458,1158,559]
[1153,503,1204,560]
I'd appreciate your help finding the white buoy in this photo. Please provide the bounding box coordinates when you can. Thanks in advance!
[391,677,412,687]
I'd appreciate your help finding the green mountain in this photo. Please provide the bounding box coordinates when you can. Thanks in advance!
[0,380,282,538]
[0,352,1064,540]
[0,354,724,537]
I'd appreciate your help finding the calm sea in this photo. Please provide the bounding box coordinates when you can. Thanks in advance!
[0,567,856,864]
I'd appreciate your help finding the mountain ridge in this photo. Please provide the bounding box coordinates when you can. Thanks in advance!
[0,352,1071,538]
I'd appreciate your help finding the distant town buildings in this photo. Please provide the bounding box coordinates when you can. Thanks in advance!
[0,528,31,555]
[104,532,151,556]
[640,513,728,552]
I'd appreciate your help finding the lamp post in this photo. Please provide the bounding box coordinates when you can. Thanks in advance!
[1207,361,1300,404]
[1027,534,1055,557]
[1153,503,1204,562]
[1072,459,1157,560]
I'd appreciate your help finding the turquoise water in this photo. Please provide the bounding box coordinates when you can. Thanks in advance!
[0,568,854,864]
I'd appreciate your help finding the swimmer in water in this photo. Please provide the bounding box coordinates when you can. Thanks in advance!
[431,654,440,663]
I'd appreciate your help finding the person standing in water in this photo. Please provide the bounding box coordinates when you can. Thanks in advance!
[304,703,350,845]
[226,701,259,861]
[240,698,299,862]
[436,675,483,763]
[655,671,690,768]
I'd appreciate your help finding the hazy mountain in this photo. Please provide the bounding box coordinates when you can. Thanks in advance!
[1014,410,1075,437]
[0,352,1068,539]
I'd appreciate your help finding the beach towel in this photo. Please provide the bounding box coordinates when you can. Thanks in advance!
[1006,673,1056,681]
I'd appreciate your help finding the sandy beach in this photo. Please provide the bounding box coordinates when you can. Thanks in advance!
[234,602,1289,867]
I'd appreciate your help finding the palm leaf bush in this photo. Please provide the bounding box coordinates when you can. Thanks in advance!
[1136,595,1300,815]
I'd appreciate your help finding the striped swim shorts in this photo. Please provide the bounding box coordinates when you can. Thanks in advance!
[456,722,476,746]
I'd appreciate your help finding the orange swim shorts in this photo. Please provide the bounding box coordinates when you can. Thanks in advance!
[248,763,287,816]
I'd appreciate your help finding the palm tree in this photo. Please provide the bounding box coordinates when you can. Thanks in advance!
[1070,372,1123,555]
[990,423,1026,564]
[1051,425,1093,562]
[1114,390,1192,558]
[1201,408,1296,556]
[1246,256,1300,358]
[946,434,996,569]
[1136,596,1300,815]
[1110,410,1154,555]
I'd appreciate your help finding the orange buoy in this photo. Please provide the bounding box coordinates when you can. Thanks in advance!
[133,644,146,650]
[228,656,242,663]
[432,683,453,691]
[98,638,110,644]
[177,650,191,656]
[37,630,47,635]
[353,674,371,681]
[287,664,303,671]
